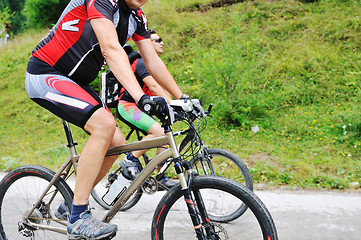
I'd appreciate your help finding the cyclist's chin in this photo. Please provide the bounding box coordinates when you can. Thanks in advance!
[125,0,148,9]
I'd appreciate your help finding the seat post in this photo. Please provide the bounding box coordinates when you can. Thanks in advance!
[62,120,77,148]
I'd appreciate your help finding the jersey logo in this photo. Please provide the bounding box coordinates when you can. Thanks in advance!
[132,9,148,31]
[88,0,95,8]
[108,0,117,7]
[62,19,80,32]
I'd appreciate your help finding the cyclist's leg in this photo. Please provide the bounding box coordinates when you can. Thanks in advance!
[94,127,125,187]
[116,100,175,188]
[25,68,118,237]
[74,108,117,205]
[90,126,144,211]
[116,100,164,158]
[69,105,120,239]
[27,79,117,206]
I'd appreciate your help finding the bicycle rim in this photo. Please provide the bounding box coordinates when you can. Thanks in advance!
[152,175,277,240]
[191,148,253,222]
[193,148,253,189]
[0,165,73,240]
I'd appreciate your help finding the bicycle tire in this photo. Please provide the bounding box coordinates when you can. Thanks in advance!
[190,148,253,222]
[151,175,277,240]
[0,165,73,240]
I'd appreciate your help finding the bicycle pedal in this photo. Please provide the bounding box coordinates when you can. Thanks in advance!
[157,184,169,191]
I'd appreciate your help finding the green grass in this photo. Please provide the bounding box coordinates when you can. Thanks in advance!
[1,0,361,190]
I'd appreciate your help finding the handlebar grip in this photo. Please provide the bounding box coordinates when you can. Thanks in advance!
[207,104,213,114]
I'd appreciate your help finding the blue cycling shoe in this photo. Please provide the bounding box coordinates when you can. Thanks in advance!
[67,209,118,240]
[54,200,69,220]
[120,154,141,179]
[158,175,177,191]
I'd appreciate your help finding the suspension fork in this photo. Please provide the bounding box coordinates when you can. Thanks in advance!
[192,188,214,237]
[202,145,218,176]
[176,161,210,240]
[169,130,210,239]
[200,146,210,175]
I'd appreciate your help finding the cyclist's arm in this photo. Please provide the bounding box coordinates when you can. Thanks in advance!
[90,18,144,102]
[143,75,172,103]
[135,39,183,99]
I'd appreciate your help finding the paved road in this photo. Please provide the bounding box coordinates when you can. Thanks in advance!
[255,189,361,240]
[1,171,360,239]
[90,189,361,240]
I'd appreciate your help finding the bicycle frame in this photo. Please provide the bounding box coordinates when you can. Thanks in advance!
[22,119,192,235]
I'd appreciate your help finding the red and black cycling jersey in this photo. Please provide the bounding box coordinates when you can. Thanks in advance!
[118,57,153,102]
[31,0,149,85]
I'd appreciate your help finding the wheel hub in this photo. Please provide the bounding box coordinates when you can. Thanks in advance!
[206,223,228,240]
[18,208,43,237]
[23,208,43,224]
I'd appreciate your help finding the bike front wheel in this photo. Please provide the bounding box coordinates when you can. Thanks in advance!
[0,165,73,240]
[151,175,277,240]
[190,148,253,222]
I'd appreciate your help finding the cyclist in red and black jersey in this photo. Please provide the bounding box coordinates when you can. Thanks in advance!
[25,0,186,239]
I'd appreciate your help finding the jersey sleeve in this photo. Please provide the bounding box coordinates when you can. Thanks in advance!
[134,58,151,81]
[87,0,116,21]
[131,8,150,41]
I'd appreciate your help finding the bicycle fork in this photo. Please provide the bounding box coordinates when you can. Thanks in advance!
[177,162,216,240]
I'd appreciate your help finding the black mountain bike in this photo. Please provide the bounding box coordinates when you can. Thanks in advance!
[91,101,253,223]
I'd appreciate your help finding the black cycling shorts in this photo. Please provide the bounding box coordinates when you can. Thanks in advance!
[25,57,110,129]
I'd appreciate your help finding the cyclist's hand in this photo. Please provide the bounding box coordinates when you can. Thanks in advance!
[180,93,190,100]
[191,99,206,117]
[137,94,169,118]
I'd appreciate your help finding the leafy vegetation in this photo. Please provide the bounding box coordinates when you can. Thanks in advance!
[23,0,70,29]
[1,0,361,190]
[0,0,27,34]
[1,0,70,34]
[0,7,13,37]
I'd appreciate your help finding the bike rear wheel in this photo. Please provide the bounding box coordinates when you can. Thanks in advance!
[151,175,277,240]
[190,148,253,222]
[0,165,73,240]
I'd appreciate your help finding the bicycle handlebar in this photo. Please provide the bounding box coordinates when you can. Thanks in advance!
[125,99,212,145]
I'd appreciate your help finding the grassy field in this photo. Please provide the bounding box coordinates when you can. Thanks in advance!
[1,0,361,190]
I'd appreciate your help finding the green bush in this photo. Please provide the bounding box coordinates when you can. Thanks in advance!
[0,8,12,37]
[0,0,26,34]
[23,0,70,28]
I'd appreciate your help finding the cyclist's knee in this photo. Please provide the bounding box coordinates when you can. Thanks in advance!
[110,128,126,147]
[85,108,117,139]
[147,122,164,138]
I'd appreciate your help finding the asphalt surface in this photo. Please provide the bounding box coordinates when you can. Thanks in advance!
[1,171,360,240]
[90,188,361,240]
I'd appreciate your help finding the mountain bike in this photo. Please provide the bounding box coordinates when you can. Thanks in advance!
[91,102,253,223]
[0,99,278,240]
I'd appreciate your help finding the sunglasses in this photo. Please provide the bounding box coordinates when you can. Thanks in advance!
[152,37,162,43]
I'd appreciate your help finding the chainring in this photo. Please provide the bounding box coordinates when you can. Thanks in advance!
[141,176,158,194]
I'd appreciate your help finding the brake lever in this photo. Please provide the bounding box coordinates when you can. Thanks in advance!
[206,104,213,115]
